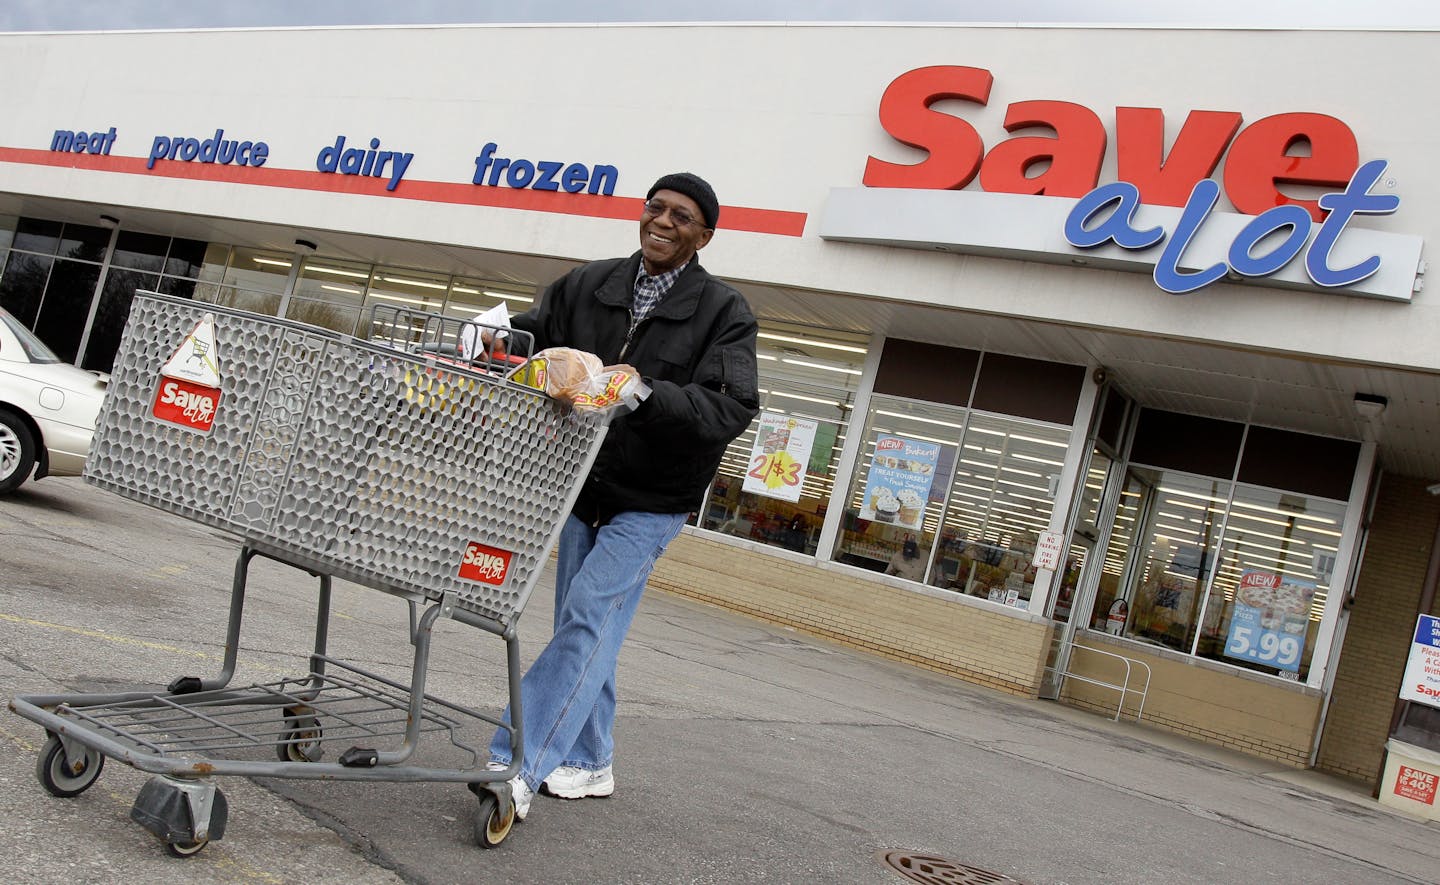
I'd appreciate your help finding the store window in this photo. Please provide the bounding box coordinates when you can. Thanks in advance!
[58,222,109,262]
[185,244,235,305]
[446,278,535,321]
[291,257,373,334]
[0,220,111,361]
[0,251,53,326]
[348,266,450,339]
[931,412,1070,603]
[368,267,448,312]
[111,231,168,274]
[0,214,18,255]
[834,396,958,574]
[32,255,102,363]
[11,218,61,255]
[1110,467,1230,651]
[1096,408,1359,682]
[444,278,536,353]
[697,323,867,555]
[831,340,1083,600]
[82,231,208,372]
[1204,487,1343,679]
[164,237,209,281]
[832,394,1072,603]
[216,247,288,315]
[83,267,158,372]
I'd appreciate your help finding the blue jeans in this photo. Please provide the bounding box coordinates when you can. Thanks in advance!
[488,510,687,789]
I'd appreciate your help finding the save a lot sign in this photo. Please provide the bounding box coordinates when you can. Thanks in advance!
[832,65,1421,301]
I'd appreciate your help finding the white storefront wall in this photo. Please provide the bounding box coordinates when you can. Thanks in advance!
[0,24,1434,372]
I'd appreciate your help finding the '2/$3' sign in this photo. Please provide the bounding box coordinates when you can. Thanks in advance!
[856,65,1417,298]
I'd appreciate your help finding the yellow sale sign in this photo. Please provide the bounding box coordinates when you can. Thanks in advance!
[743,413,817,503]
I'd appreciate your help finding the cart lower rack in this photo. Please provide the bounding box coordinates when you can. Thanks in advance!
[9,293,607,852]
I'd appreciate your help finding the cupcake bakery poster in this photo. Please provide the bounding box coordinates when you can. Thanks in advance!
[860,435,940,529]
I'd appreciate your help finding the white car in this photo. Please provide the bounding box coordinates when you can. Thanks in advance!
[0,307,109,494]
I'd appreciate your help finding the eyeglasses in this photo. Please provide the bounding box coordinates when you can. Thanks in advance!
[642,198,707,229]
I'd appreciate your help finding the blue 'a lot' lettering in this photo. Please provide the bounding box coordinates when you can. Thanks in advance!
[1065,160,1399,294]
[472,142,616,195]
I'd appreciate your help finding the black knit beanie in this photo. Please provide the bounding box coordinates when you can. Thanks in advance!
[647,172,719,229]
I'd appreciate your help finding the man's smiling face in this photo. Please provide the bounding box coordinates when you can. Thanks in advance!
[639,189,713,274]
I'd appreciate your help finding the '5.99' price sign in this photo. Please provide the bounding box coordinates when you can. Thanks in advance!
[1224,605,1304,672]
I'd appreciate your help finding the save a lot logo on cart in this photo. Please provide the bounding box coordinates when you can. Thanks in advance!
[152,314,222,433]
[820,65,1422,301]
[458,540,512,586]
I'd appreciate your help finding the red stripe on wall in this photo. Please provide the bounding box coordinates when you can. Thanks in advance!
[0,147,808,237]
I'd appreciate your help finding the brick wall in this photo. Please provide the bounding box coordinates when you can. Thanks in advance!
[1315,475,1439,782]
[649,532,1054,696]
[1060,635,1323,766]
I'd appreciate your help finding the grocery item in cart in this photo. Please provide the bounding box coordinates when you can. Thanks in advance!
[513,347,651,413]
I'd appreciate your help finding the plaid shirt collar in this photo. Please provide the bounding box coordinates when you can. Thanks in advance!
[631,259,690,323]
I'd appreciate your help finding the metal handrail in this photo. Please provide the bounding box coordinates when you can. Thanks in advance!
[1061,642,1152,721]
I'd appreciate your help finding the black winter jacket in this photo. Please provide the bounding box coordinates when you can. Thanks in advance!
[510,252,760,523]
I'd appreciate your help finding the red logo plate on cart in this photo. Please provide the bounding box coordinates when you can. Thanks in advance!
[152,377,221,432]
[459,541,512,586]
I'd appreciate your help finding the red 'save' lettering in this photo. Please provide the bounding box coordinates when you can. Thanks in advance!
[459,541,512,586]
[151,377,220,432]
[864,65,1359,222]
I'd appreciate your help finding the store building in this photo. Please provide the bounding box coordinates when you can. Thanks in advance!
[3,22,1439,788]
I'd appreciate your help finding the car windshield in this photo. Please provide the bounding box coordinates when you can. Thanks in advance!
[0,310,63,364]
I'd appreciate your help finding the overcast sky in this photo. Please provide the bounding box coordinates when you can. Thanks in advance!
[1,0,1438,31]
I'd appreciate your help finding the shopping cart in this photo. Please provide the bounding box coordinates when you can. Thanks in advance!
[8,292,607,853]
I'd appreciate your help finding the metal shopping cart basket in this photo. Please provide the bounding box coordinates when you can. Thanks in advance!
[8,292,607,853]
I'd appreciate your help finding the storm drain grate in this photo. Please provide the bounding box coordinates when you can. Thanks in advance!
[879,850,1031,885]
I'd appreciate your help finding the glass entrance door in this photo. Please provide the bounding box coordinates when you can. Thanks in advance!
[1040,444,1120,697]
[1039,385,1136,699]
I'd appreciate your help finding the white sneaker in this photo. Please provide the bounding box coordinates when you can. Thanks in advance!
[542,764,615,799]
[487,761,533,820]
[509,776,533,819]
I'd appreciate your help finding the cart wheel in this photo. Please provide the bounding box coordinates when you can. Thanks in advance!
[165,838,209,858]
[276,713,323,762]
[36,734,105,797]
[474,791,514,848]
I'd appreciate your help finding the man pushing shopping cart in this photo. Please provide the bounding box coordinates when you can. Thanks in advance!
[481,171,760,822]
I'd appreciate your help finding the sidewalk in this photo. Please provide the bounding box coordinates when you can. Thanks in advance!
[1,478,1437,884]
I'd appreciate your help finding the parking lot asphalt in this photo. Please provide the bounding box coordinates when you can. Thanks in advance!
[1,477,1437,884]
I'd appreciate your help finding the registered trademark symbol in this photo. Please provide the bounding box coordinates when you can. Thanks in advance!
[1386,178,1397,188]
